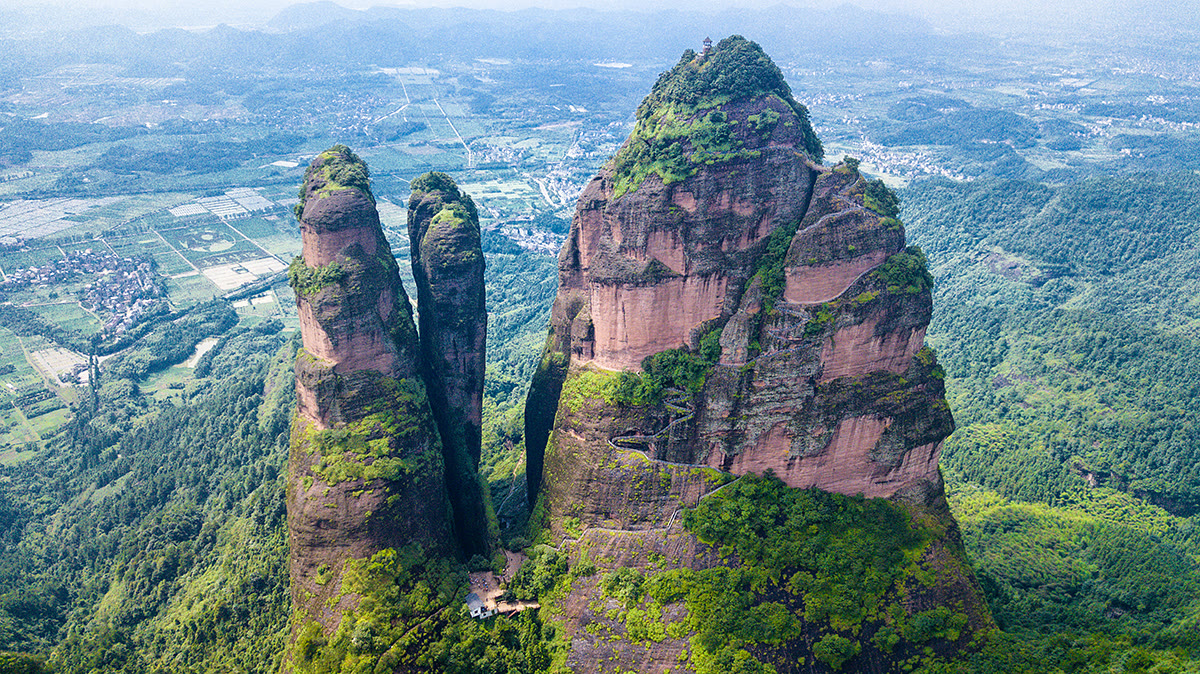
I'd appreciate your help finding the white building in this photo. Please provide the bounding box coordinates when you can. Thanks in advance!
[465,592,496,619]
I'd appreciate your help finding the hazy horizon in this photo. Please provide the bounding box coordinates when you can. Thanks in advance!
[2,0,1195,40]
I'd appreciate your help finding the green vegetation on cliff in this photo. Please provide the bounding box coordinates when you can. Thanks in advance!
[296,375,438,486]
[751,215,805,313]
[287,257,348,296]
[288,544,565,674]
[607,36,822,198]
[425,207,482,266]
[409,171,483,275]
[635,36,822,161]
[410,171,480,225]
[586,474,981,673]
[411,173,482,271]
[612,328,722,406]
[863,179,901,218]
[608,109,746,198]
[293,144,374,220]
[873,246,934,296]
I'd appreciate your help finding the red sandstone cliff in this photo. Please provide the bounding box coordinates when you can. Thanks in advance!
[407,171,491,557]
[523,37,987,673]
[286,146,453,636]
[528,63,945,505]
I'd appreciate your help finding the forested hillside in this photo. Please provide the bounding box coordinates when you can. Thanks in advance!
[907,173,1200,507]
[902,172,1200,669]
[0,320,294,672]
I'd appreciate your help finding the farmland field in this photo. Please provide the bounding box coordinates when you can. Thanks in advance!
[165,273,220,304]
[0,246,62,272]
[0,405,40,463]
[149,250,196,275]
[105,233,171,256]
[28,303,102,336]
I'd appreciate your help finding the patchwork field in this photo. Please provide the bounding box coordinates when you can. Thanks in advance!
[203,258,287,291]
[28,346,86,383]
[28,303,102,337]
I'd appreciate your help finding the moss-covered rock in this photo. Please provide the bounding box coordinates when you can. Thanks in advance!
[407,171,493,558]
[286,147,456,666]
[293,144,374,221]
[608,36,823,198]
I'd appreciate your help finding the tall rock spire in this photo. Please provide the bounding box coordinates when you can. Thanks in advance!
[408,171,491,557]
[525,34,825,503]
[525,35,948,507]
[522,37,988,672]
[286,145,453,638]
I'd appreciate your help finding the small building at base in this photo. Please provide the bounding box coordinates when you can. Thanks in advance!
[466,592,497,619]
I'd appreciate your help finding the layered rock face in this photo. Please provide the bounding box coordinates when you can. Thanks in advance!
[528,44,946,505]
[695,168,948,497]
[407,172,490,557]
[286,147,453,634]
[525,37,988,672]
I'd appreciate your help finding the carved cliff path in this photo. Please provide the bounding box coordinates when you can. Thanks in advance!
[776,166,884,307]
[496,470,527,513]
[591,387,753,541]
[555,475,748,550]
[607,387,694,456]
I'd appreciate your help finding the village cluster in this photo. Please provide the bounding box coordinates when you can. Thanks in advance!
[1,249,165,333]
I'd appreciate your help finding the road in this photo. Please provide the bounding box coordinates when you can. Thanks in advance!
[433,98,473,168]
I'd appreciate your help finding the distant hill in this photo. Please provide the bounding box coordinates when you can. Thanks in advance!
[265,1,363,33]
[2,4,943,73]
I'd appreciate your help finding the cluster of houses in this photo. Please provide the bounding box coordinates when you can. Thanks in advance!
[80,254,165,333]
[564,120,625,162]
[497,220,565,255]
[2,249,165,333]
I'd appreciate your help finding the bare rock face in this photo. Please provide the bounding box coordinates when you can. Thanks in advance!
[407,171,491,557]
[527,40,945,503]
[286,146,453,639]
[556,89,816,374]
[524,37,989,672]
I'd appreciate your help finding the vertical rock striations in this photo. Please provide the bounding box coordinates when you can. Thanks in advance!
[525,37,990,672]
[527,35,946,519]
[286,146,453,640]
[407,171,491,557]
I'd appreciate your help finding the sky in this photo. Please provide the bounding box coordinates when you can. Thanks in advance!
[2,0,1190,37]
